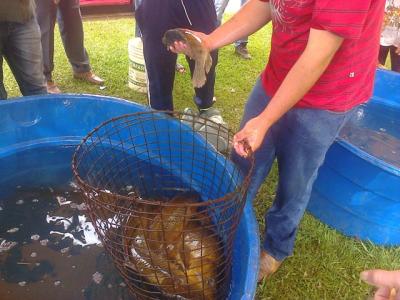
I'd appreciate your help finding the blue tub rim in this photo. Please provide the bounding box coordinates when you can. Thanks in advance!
[336,138,400,177]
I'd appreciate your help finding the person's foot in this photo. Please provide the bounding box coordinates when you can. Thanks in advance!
[181,107,197,126]
[46,81,61,94]
[198,107,226,126]
[258,250,282,282]
[235,43,251,60]
[198,107,229,152]
[181,107,229,152]
[73,71,104,85]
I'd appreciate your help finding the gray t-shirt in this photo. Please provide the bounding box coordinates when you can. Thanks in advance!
[0,0,35,23]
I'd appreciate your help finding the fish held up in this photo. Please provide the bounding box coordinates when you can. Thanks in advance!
[162,29,212,88]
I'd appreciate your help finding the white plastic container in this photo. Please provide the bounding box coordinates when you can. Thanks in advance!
[128,37,147,94]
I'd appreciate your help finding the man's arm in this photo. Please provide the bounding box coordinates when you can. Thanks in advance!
[234,28,344,156]
[169,0,271,53]
[204,0,272,51]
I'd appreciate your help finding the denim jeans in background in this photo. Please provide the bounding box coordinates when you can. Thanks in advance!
[214,0,248,47]
[134,0,142,37]
[0,18,46,99]
[35,0,90,81]
[378,45,400,72]
[135,0,218,111]
[231,78,356,261]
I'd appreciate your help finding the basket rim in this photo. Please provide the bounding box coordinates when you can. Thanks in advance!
[71,110,254,208]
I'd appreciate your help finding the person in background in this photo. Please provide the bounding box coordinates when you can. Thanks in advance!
[169,0,385,281]
[134,0,141,38]
[134,0,185,73]
[135,0,223,123]
[35,0,104,94]
[379,0,400,72]
[361,269,400,300]
[0,0,47,100]
[215,0,251,59]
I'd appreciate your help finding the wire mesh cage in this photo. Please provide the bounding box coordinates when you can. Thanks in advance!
[72,111,254,300]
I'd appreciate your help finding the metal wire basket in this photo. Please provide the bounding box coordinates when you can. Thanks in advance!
[72,111,253,300]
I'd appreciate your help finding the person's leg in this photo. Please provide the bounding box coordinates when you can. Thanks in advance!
[135,0,178,111]
[214,0,230,25]
[233,38,249,48]
[0,55,6,100]
[214,0,250,58]
[231,78,276,201]
[378,45,390,66]
[185,50,218,110]
[180,0,218,111]
[263,107,356,262]
[57,0,90,74]
[389,45,400,72]
[233,0,250,59]
[35,0,57,82]
[233,0,249,45]
[134,0,142,37]
[4,18,47,96]
[58,0,103,84]
[0,24,7,99]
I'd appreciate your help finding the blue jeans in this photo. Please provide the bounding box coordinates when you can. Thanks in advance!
[135,0,218,111]
[214,0,248,46]
[378,45,400,72]
[134,0,142,37]
[231,79,356,261]
[0,18,46,99]
[35,0,90,81]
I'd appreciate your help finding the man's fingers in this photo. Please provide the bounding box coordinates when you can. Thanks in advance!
[373,286,392,300]
[233,140,246,157]
[168,41,187,54]
[233,132,249,157]
[361,270,400,288]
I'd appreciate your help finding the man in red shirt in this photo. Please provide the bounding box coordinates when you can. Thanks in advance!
[170,0,385,281]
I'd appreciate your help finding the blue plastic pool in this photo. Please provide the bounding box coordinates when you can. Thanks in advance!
[0,95,259,299]
[308,69,400,246]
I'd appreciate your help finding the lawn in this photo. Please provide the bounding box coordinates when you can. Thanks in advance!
[3,17,400,300]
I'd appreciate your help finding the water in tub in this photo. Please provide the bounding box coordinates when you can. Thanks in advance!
[340,107,400,169]
[0,184,132,300]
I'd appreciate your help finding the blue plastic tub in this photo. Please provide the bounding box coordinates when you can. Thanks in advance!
[308,69,400,245]
[0,94,259,299]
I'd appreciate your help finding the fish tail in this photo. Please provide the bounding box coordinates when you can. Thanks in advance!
[205,53,212,74]
[192,53,207,88]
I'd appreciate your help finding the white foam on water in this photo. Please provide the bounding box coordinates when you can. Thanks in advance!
[31,234,40,241]
[7,227,19,233]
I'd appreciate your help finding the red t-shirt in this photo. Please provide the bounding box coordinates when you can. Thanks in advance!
[259,0,385,111]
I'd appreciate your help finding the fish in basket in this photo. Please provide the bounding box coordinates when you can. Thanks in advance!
[123,191,224,300]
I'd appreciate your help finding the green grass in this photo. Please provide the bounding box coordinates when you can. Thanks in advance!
[3,17,400,300]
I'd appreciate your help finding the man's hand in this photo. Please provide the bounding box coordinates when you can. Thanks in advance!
[233,115,269,157]
[233,29,343,158]
[361,269,400,300]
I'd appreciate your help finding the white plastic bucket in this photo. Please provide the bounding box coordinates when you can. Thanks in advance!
[128,37,147,94]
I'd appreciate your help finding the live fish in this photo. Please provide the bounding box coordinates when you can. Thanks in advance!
[123,192,222,299]
[162,29,212,88]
